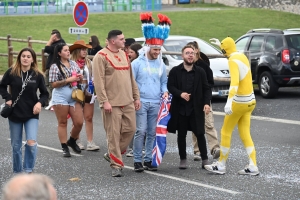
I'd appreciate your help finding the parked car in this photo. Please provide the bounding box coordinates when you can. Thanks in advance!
[235,28,300,98]
[134,35,230,96]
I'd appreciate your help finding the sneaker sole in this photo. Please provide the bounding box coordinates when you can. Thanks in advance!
[112,173,123,177]
[126,154,133,157]
[63,154,71,157]
[134,168,144,172]
[204,166,225,175]
[194,157,201,161]
[144,167,158,171]
[87,147,100,151]
[238,171,260,176]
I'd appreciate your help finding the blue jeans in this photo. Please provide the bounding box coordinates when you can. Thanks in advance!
[9,118,38,173]
[133,101,160,163]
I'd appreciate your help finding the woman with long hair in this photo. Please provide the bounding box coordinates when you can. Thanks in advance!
[49,43,84,157]
[186,41,221,161]
[70,40,100,151]
[88,35,102,56]
[0,47,49,173]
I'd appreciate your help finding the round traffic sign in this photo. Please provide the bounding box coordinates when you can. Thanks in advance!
[73,1,89,27]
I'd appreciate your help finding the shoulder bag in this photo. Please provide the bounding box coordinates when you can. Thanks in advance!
[0,72,32,118]
[59,64,85,105]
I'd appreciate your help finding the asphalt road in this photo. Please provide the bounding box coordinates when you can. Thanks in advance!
[0,88,299,200]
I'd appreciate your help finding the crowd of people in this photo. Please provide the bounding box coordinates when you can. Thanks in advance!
[0,13,259,184]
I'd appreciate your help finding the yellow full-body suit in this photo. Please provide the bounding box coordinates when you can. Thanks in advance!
[219,37,257,168]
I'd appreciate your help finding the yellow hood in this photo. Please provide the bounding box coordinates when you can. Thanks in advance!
[220,37,237,57]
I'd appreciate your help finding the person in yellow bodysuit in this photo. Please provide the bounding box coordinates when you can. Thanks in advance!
[204,37,259,175]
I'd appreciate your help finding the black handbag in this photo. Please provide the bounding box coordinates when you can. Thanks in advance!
[0,72,32,118]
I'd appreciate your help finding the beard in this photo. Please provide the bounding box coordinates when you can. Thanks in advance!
[183,58,194,66]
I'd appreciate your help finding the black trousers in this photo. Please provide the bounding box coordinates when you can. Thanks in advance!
[177,113,208,160]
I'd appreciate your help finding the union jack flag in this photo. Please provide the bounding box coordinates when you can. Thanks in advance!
[152,94,172,167]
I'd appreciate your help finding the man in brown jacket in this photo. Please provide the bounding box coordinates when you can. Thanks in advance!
[93,30,141,177]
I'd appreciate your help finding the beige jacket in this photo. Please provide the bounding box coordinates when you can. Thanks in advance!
[93,48,140,107]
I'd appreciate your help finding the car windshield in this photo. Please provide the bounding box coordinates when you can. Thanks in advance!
[163,38,221,60]
[285,34,300,50]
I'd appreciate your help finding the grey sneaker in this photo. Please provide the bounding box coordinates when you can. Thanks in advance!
[204,161,226,175]
[112,168,123,177]
[104,153,110,163]
[212,148,220,159]
[179,159,187,169]
[86,141,100,151]
[76,139,85,150]
[193,153,201,161]
[126,149,133,157]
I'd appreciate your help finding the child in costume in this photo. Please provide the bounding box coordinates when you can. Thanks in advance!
[204,37,259,175]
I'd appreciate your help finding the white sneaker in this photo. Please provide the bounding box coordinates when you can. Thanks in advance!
[238,165,259,176]
[76,139,85,150]
[86,141,100,151]
[204,161,226,175]
[126,149,133,157]
[193,153,201,161]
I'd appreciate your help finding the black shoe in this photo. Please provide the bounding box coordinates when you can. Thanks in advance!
[62,147,71,157]
[67,138,81,154]
[143,161,157,171]
[134,162,144,172]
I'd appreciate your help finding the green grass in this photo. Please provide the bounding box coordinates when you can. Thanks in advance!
[0,4,300,74]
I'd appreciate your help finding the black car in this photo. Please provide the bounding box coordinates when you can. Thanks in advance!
[235,28,300,98]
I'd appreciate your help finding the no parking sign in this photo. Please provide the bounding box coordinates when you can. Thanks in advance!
[73,1,89,27]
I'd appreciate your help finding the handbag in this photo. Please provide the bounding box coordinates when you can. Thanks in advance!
[0,72,32,118]
[72,88,85,104]
[59,64,85,104]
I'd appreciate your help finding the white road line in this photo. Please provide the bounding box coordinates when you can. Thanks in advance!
[123,166,240,195]
[214,111,300,125]
[7,139,83,157]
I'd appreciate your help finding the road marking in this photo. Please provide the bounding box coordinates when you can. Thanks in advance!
[123,166,240,195]
[7,139,83,157]
[214,111,300,125]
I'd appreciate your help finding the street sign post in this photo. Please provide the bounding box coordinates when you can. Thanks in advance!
[69,27,89,34]
[72,1,89,40]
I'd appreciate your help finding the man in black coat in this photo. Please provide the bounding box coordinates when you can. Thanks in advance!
[167,45,212,169]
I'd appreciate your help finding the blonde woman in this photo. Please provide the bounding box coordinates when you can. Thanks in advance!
[70,40,100,151]
[0,48,49,173]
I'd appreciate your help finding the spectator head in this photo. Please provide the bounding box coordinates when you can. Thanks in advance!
[89,35,100,48]
[106,30,125,49]
[2,173,57,200]
[52,43,69,67]
[124,38,136,53]
[186,41,210,65]
[128,43,142,62]
[69,40,92,60]
[11,47,42,77]
[51,29,62,40]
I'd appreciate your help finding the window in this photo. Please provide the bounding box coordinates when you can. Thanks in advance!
[235,36,249,52]
[285,34,300,50]
[265,36,276,51]
[248,36,264,52]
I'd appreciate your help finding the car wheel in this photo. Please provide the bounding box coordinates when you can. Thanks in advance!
[258,71,278,98]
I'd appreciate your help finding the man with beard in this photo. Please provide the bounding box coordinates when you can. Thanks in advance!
[131,46,168,172]
[167,45,212,169]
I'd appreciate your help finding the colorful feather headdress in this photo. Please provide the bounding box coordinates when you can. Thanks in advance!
[140,13,172,47]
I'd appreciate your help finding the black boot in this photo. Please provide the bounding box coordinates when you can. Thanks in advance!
[67,137,81,154]
[61,143,71,157]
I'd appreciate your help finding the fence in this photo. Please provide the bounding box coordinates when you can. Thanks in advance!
[0,0,161,15]
[0,35,230,82]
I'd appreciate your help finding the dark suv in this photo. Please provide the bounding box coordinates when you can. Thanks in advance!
[235,28,300,98]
